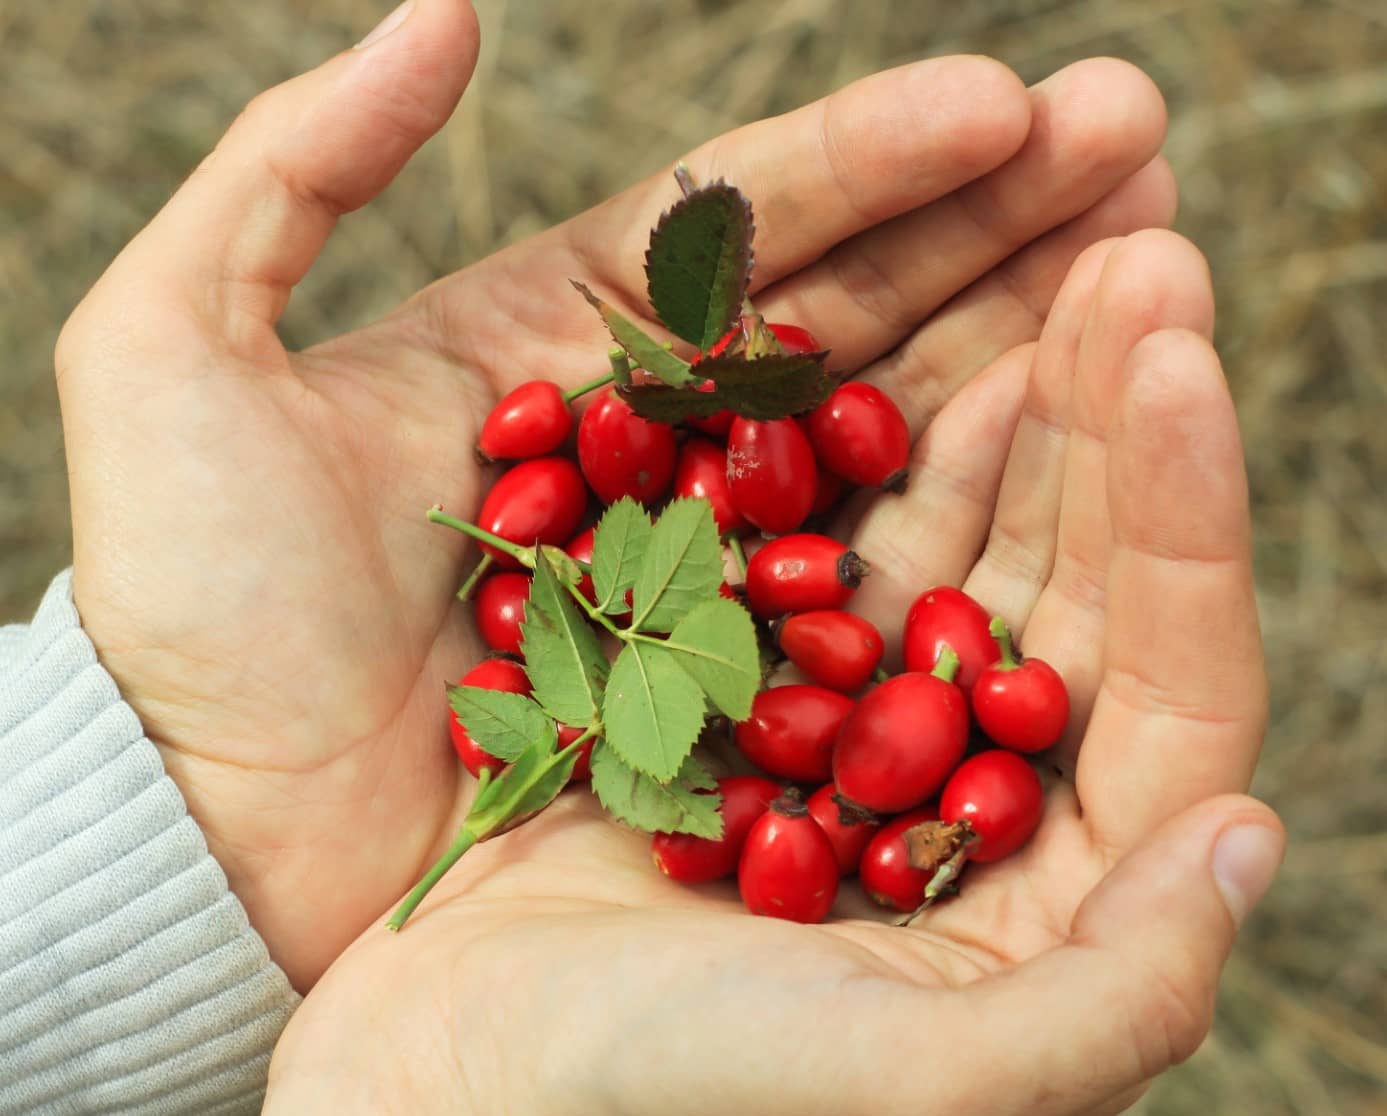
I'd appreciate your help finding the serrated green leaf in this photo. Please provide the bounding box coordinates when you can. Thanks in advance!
[447,685,557,762]
[602,641,706,782]
[521,549,608,726]
[589,745,723,838]
[472,744,581,837]
[617,351,833,425]
[591,498,653,614]
[644,183,754,351]
[571,281,695,387]
[660,598,760,720]
[630,499,723,633]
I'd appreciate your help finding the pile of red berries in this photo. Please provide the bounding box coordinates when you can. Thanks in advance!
[653,571,1070,923]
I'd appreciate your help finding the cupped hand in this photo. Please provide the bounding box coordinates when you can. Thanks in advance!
[263,229,1282,1115]
[55,0,1182,992]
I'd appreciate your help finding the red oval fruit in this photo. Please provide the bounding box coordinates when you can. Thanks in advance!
[971,617,1070,753]
[859,806,941,911]
[448,658,531,778]
[578,388,677,506]
[477,457,588,569]
[940,750,1044,863]
[806,784,880,876]
[690,322,822,438]
[673,437,747,536]
[903,586,1000,692]
[477,380,571,462]
[738,794,840,923]
[776,610,884,693]
[831,661,969,813]
[474,572,530,657]
[744,534,869,620]
[651,775,782,884]
[810,468,844,516]
[725,417,818,536]
[805,382,911,490]
[734,684,855,783]
[564,526,598,604]
[558,723,594,782]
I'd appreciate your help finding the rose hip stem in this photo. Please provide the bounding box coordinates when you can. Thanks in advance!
[562,371,615,404]
[727,534,749,580]
[455,553,496,602]
[426,507,535,567]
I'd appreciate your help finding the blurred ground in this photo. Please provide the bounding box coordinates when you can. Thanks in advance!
[2,1,1385,1111]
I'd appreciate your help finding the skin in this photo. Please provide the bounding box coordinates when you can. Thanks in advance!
[51,0,1283,1111]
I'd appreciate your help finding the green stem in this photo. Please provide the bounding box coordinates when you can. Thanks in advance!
[989,615,1019,670]
[561,723,600,752]
[386,826,480,931]
[931,645,961,684]
[455,554,495,602]
[563,372,615,405]
[562,578,623,637]
[727,535,749,580]
[673,162,696,198]
[608,347,633,386]
[426,508,532,566]
[872,666,891,685]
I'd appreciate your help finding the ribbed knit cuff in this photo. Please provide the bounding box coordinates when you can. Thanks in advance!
[0,571,300,1115]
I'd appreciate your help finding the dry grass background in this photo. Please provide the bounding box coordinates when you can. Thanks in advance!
[2,1,1385,1111]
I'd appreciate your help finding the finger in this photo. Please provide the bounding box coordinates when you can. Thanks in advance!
[1077,327,1267,851]
[1018,230,1217,770]
[960,237,1121,628]
[58,0,480,369]
[846,344,1033,662]
[764,57,1168,374]
[930,796,1284,1116]
[860,154,1178,436]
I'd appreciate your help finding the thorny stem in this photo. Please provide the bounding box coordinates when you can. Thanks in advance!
[455,554,495,602]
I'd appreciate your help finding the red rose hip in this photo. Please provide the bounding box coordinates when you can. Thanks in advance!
[725,417,818,536]
[972,617,1069,753]
[476,456,588,569]
[805,382,911,491]
[738,793,840,923]
[651,775,781,884]
[578,388,677,506]
[940,750,1044,863]
[744,534,870,620]
[776,610,883,693]
[474,572,530,657]
[673,437,747,536]
[476,380,571,462]
[859,806,941,911]
[734,685,855,783]
[831,649,969,813]
[806,784,880,875]
[903,586,1001,692]
[448,658,531,778]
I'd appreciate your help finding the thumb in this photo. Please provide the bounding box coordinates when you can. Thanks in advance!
[58,0,479,370]
[954,795,1284,1115]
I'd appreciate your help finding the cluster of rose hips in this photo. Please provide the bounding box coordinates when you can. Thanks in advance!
[654,569,1071,924]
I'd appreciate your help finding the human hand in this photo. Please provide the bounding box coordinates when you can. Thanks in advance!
[262,229,1282,1115]
[53,0,1177,991]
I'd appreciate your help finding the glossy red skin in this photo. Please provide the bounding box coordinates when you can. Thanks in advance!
[477,380,571,461]
[806,784,880,876]
[903,586,1000,692]
[973,656,1070,753]
[651,775,782,884]
[859,806,942,911]
[734,684,855,783]
[832,672,970,813]
[810,468,844,516]
[777,610,884,693]
[578,388,677,506]
[941,751,1043,863]
[474,572,530,657]
[448,658,531,777]
[725,417,818,536]
[738,801,840,923]
[805,382,911,489]
[745,534,860,620]
[477,457,588,569]
[673,437,748,536]
[690,322,821,438]
[557,723,594,781]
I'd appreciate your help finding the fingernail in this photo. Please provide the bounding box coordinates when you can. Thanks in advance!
[1212,824,1282,928]
[355,0,415,50]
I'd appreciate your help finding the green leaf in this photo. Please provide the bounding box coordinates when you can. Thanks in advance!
[644,182,754,351]
[630,498,723,634]
[472,745,581,837]
[521,549,608,727]
[591,498,653,614]
[589,745,723,838]
[571,281,695,387]
[617,351,833,425]
[602,641,706,782]
[447,685,557,762]
[660,598,760,720]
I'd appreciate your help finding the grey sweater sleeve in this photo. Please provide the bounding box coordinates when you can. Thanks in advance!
[0,571,300,1115]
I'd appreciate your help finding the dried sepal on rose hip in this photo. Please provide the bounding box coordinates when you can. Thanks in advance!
[744,533,870,620]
